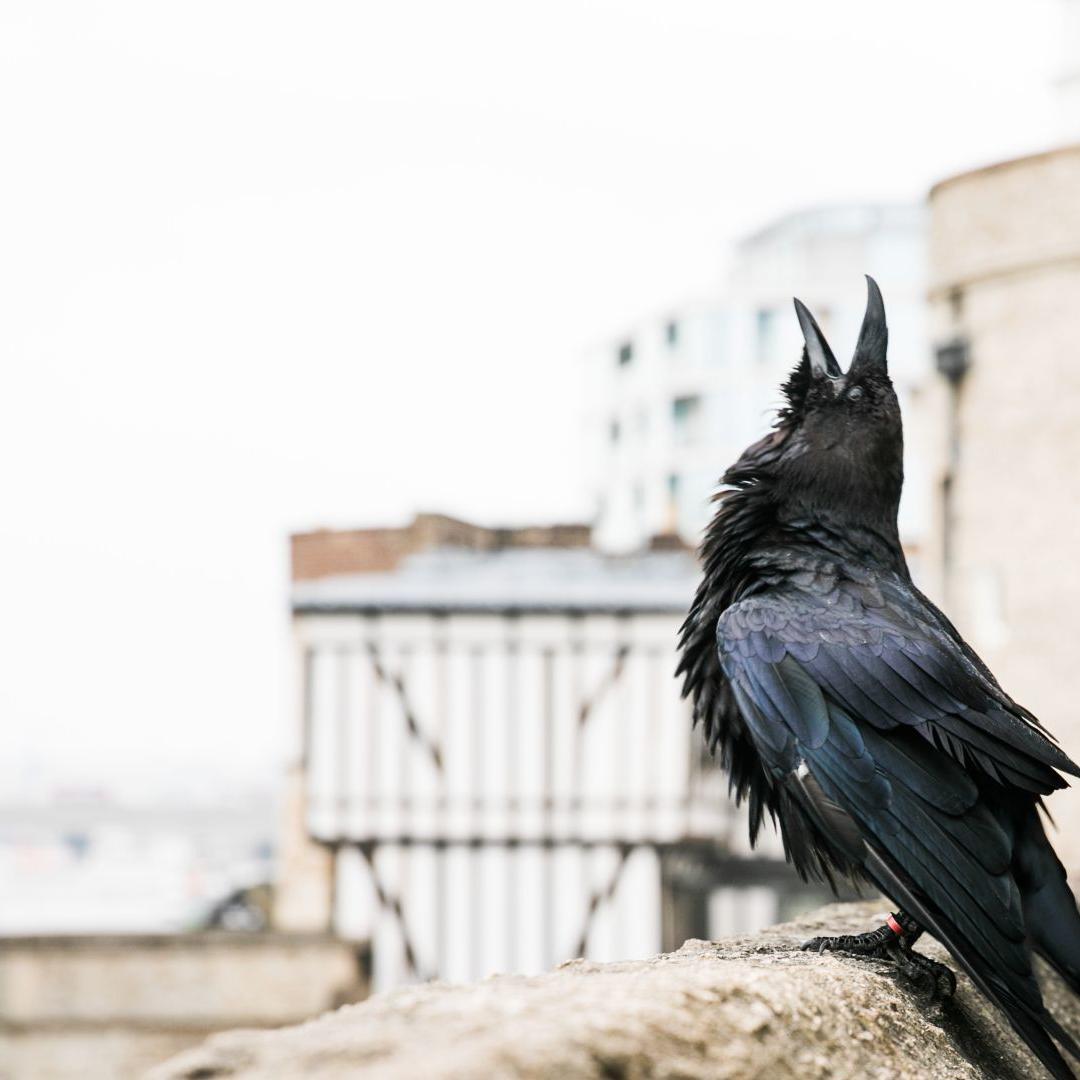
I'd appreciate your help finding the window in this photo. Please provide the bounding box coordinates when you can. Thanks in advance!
[665,320,679,348]
[671,395,702,445]
[617,341,634,367]
[666,473,681,532]
[755,308,775,364]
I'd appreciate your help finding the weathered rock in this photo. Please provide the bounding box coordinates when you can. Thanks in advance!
[147,901,1080,1080]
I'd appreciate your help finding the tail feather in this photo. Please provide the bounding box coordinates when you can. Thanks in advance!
[1015,805,1080,997]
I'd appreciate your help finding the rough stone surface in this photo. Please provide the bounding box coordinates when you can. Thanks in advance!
[147,902,1080,1080]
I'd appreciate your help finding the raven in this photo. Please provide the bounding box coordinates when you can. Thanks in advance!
[676,277,1080,1078]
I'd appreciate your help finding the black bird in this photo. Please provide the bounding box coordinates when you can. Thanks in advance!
[676,277,1080,1078]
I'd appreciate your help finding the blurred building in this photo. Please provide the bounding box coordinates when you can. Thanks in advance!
[584,204,931,576]
[277,515,825,993]
[582,302,729,549]
[928,145,1080,875]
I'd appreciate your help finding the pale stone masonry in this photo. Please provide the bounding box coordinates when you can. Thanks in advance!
[0,932,362,1080]
[927,145,1080,876]
[148,902,1079,1080]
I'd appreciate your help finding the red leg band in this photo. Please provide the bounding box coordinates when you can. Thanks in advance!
[886,914,905,936]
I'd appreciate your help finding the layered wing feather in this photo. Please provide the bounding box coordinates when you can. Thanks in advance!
[720,580,1078,795]
[718,585,1080,1076]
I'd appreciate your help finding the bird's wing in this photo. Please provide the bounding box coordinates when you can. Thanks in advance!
[718,589,1080,1077]
[724,579,1079,793]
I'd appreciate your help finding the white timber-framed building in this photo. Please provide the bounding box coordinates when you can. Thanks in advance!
[277,517,820,993]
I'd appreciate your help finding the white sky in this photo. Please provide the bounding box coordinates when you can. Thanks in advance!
[0,0,1061,792]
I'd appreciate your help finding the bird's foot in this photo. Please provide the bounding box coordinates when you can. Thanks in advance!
[801,922,896,958]
[884,937,957,1002]
[801,911,956,1003]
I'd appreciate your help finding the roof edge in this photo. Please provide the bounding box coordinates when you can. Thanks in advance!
[929,142,1080,199]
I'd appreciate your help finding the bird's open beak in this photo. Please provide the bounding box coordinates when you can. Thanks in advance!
[849,275,888,376]
[794,277,888,381]
[793,298,842,379]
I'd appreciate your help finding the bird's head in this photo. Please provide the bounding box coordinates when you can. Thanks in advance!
[757,276,903,522]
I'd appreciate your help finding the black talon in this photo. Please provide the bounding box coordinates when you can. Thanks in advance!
[800,912,957,1004]
[901,948,957,1002]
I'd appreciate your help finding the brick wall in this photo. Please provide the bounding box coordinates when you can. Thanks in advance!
[291,513,592,581]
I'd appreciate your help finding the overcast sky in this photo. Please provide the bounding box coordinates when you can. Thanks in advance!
[0,1,1061,792]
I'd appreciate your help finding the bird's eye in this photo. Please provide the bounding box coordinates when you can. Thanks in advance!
[846,386,864,401]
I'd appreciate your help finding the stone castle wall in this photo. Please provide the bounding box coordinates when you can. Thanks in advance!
[148,902,1080,1080]
[929,144,1080,875]
[0,932,362,1080]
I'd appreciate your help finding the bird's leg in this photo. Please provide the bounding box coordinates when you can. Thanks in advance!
[801,911,957,1002]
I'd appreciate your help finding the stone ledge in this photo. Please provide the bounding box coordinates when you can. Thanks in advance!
[147,902,1080,1080]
